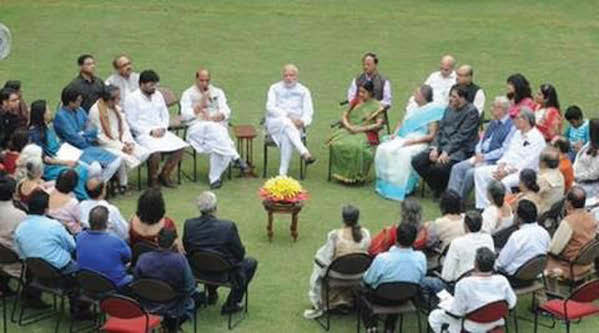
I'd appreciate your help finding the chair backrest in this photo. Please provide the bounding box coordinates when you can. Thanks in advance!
[157,87,179,109]
[573,239,599,266]
[373,282,420,303]
[465,300,509,324]
[25,257,63,280]
[189,251,233,274]
[538,199,566,234]
[100,295,147,319]
[492,225,519,250]
[75,269,117,298]
[131,241,158,265]
[326,253,372,277]
[130,278,179,304]
[569,279,599,303]
[512,254,547,281]
[0,244,21,265]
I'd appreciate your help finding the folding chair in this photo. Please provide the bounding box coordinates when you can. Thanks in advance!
[131,241,158,267]
[189,251,248,330]
[315,253,372,331]
[72,269,118,332]
[130,278,197,333]
[0,244,24,327]
[506,254,547,333]
[534,279,599,333]
[461,300,509,333]
[548,239,599,295]
[100,295,162,333]
[356,282,422,333]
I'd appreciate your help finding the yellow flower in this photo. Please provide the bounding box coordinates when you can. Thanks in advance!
[262,176,304,200]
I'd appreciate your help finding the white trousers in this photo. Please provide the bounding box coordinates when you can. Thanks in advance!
[474,165,520,209]
[102,157,123,183]
[187,121,240,183]
[267,118,308,175]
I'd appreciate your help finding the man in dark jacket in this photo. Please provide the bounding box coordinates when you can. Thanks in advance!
[183,191,258,314]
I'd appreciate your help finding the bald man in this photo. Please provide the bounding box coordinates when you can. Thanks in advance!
[78,177,129,240]
[454,65,485,115]
[406,55,456,111]
[265,64,315,176]
[105,55,139,108]
[181,69,248,189]
[347,52,392,107]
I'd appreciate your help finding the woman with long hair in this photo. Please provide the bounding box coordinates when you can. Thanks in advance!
[533,83,562,141]
[506,73,535,118]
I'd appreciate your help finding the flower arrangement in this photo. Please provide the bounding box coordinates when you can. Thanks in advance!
[259,175,308,203]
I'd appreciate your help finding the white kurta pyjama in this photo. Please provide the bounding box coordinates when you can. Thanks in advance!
[474,127,546,209]
[105,72,140,108]
[406,70,456,110]
[265,81,314,175]
[181,85,240,183]
[124,89,189,154]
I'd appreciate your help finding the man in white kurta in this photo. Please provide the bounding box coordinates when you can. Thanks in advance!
[105,55,139,108]
[181,69,248,188]
[124,70,188,188]
[405,55,457,110]
[88,85,150,191]
[474,108,546,208]
[265,64,315,175]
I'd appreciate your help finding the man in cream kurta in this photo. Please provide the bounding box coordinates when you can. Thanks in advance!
[124,70,188,188]
[105,55,139,108]
[88,85,150,191]
[181,69,248,189]
[265,64,315,176]
[405,55,457,110]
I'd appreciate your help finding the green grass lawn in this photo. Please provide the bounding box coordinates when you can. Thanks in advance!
[2,0,599,331]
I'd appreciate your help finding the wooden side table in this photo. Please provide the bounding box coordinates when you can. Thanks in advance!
[262,200,303,242]
[233,125,257,177]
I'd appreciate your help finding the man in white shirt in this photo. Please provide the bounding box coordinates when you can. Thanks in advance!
[105,55,139,108]
[265,64,316,175]
[454,65,485,115]
[429,247,517,333]
[474,108,546,209]
[124,70,189,188]
[181,69,249,189]
[347,52,392,107]
[406,55,456,110]
[78,178,129,240]
[495,200,550,278]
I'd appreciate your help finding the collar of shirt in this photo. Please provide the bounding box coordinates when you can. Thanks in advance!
[499,113,510,124]
[389,246,414,253]
[78,73,96,84]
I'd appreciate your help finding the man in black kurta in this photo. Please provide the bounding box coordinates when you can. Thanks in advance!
[65,54,105,112]
[411,86,480,196]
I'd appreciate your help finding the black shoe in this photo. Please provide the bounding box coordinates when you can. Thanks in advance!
[160,175,178,189]
[210,179,223,189]
[207,291,218,305]
[236,159,250,174]
[303,156,316,165]
[72,309,96,321]
[221,303,243,315]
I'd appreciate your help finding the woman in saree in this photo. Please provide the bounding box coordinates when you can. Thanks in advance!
[375,85,444,200]
[327,81,384,183]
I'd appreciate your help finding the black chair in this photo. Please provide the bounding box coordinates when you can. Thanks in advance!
[538,199,566,236]
[17,258,74,333]
[507,254,547,333]
[356,282,422,333]
[493,225,519,251]
[0,245,23,333]
[315,253,372,331]
[131,241,158,267]
[72,269,118,332]
[263,131,308,180]
[99,294,162,332]
[189,251,248,330]
[130,278,197,333]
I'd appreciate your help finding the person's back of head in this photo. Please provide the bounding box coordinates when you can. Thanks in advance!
[0,174,16,201]
[89,205,109,231]
[487,180,506,207]
[520,168,540,193]
[157,227,177,251]
[566,186,586,209]
[516,199,538,224]
[540,146,560,169]
[553,137,570,154]
[28,190,49,215]
[55,169,78,194]
[85,177,105,200]
[342,204,363,243]
[196,191,217,215]
[137,188,165,225]
[401,198,422,226]
[464,210,482,233]
[9,128,29,153]
[474,247,495,273]
[396,222,417,248]
[439,190,463,215]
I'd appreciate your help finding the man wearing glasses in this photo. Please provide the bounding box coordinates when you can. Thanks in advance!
[65,54,105,112]
[105,55,139,108]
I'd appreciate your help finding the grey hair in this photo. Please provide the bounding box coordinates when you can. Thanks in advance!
[494,96,510,111]
[196,191,217,214]
[519,107,536,127]
[15,144,44,182]
[400,198,422,225]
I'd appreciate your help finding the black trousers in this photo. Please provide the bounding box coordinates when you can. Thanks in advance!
[411,151,459,195]
[206,256,258,307]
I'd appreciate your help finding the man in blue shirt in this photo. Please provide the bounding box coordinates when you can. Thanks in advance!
[361,223,426,332]
[76,206,132,290]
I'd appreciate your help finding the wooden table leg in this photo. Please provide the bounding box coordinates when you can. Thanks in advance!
[291,212,298,242]
[267,211,274,241]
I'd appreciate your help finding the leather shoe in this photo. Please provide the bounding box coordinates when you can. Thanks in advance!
[221,303,243,315]
[160,175,178,188]
[210,179,223,189]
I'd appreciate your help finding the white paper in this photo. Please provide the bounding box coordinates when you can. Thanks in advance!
[55,142,83,161]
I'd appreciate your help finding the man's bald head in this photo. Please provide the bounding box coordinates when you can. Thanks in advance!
[86,177,105,200]
[567,186,586,209]
[456,65,474,85]
[441,55,456,67]
[89,206,109,231]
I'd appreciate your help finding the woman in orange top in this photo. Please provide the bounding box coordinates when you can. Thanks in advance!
[533,83,562,142]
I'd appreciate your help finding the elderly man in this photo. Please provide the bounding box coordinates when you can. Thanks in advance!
[265,64,316,175]
[105,54,139,108]
[0,87,27,149]
[453,65,485,115]
[124,70,189,188]
[537,146,565,214]
[89,85,150,192]
[65,54,105,112]
[447,96,516,199]
[78,178,129,240]
[411,86,480,197]
[406,55,456,110]
[428,247,516,333]
[347,52,392,107]
[181,69,249,189]
[183,191,258,315]
[0,175,25,293]
[474,107,546,209]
